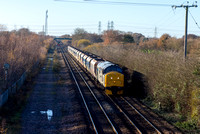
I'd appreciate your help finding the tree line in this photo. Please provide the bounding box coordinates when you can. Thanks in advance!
[71,28,200,56]
[0,28,53,90]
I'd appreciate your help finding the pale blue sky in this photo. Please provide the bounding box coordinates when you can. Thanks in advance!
[0,0,199,38]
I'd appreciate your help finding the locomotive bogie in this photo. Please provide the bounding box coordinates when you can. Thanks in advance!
[105,88,123,95]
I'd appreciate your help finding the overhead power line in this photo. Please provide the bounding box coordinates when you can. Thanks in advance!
[55,0,172,6]
[172,2,198,59]
[189,10,200,30]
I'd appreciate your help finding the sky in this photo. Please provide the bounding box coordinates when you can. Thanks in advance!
[0,0,200,38]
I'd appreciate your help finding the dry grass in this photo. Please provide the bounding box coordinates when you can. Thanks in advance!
[84,43,200,125]
[73,31,200,131]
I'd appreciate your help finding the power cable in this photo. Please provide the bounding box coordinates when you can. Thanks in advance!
[55,0,172,6]
[155,9,180,27]
[188,10,200,30]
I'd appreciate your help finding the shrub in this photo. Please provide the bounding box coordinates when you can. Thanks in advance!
[175,119,198,131]
[53,51,61,73]
[82,33,200,132]
[0,28,52,90]
[123,34,134,43]
[191,89,200,123]
[102,30,123,45]
[157,34,171,49]
[77,39,91,49]
[83,43,200,117]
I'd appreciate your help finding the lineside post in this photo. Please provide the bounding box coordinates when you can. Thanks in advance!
[172,2,197,59]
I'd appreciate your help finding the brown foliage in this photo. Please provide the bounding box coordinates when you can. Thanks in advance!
[84,43,200,116]
[132,33,146,44]
[102,30,123,45]
[0,28,52,89]
[157,34,171,49]
[77,39,91,49]
[139,38,158,49]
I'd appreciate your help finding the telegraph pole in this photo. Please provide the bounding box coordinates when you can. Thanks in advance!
[184,6,189,59]
[45,10,48,36]
[172,2,197,59]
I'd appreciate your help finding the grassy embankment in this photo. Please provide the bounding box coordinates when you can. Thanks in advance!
[0,37,53,134]
[53,47,65,86]
[83,42,200,133]
[53,49,62,74]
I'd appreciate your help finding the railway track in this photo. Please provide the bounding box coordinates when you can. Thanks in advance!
[61,47,118,133]
[122,97,182,134]
[109,96,162,134]
[59,45,182,134]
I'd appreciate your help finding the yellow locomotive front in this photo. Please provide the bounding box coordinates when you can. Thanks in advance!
[97,61,124,95]
[104,72,124,95]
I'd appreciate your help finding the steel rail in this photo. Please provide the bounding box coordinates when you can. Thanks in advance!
[65,46,161,134]
[121,97,162,134]
[60,48,98,134]
[65,48,118,134]
[107,95,142,134]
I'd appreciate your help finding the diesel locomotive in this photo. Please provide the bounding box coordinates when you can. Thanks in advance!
[68,46,124,95]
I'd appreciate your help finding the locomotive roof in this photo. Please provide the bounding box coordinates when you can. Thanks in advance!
[98,61,123,74]
[97,61,114,70]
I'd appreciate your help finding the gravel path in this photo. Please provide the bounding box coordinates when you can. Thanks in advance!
[21,50,88,134]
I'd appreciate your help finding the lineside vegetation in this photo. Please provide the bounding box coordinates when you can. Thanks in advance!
[72,28,200,133]
[0,28,53,90]
[0,27,53,133]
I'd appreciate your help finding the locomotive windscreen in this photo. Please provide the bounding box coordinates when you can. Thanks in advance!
[103,66,122,74]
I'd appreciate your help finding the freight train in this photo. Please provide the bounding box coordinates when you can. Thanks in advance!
[68,46,124,95]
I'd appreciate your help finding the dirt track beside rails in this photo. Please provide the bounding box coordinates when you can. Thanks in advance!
[21,49,88,133]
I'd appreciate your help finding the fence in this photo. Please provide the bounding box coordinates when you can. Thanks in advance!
[0,59,40,108]
[0,72,26,107]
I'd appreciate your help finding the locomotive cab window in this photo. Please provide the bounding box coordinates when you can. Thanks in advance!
[103,66,122,74]
[116,67,122,73]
